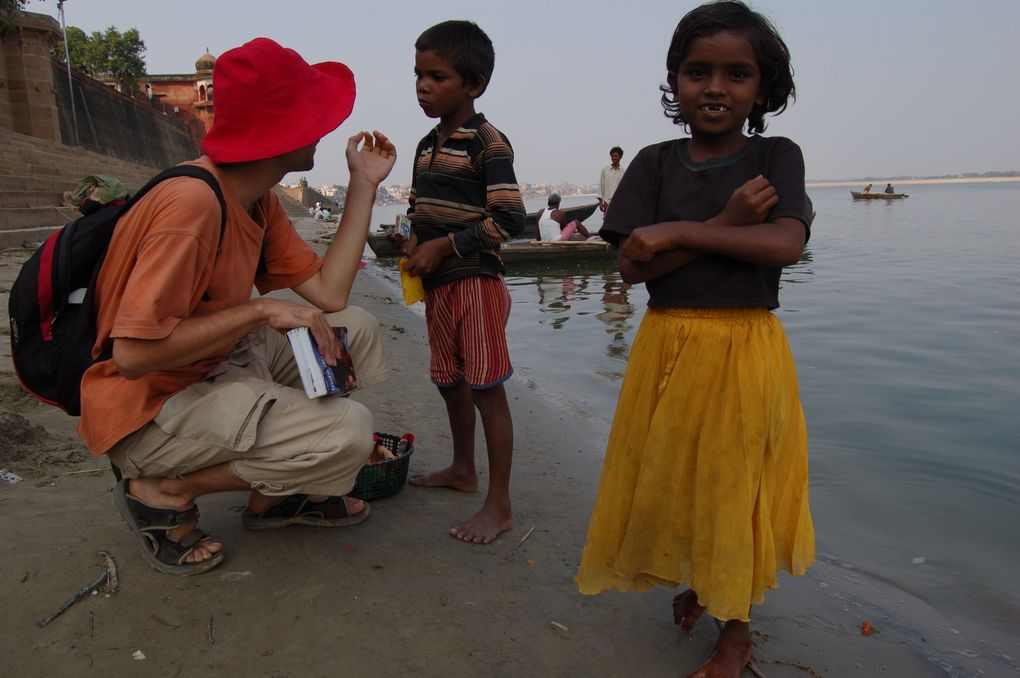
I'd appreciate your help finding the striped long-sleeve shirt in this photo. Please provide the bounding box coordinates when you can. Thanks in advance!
[409,113,526,289]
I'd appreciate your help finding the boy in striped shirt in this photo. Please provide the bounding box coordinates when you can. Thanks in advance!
[399,20,526,544]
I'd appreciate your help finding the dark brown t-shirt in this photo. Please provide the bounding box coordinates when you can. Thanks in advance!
[600,136,813,310]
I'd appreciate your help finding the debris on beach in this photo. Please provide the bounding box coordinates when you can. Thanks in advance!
[150,614,181,630]
[500,525,536,564]
[550,621,568,632]
[1,468,22,483]
[859,620,879,636]
[36,551,119,628]
[132,650,146,661]
[220,571,252,582]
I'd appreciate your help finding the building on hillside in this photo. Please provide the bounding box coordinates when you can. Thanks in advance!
[139,49,217,144]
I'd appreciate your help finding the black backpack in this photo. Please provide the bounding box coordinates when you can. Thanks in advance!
[8,165,227,416]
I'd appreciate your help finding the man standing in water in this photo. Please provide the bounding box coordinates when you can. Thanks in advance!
[598,146,625,213]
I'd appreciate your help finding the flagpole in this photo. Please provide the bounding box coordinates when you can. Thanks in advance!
[56,0,78,146]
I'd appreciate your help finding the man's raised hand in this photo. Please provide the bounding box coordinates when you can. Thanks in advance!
[346,131,396,187]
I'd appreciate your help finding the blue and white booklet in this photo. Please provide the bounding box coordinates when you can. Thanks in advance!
[286,326,358,398]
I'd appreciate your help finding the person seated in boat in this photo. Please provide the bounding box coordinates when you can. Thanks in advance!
[862,183,873,193]
[884,183,895,194]
[536,193,599,241]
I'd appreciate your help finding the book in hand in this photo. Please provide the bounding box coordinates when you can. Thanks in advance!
[395,213,412,238]
[286,326,358,399]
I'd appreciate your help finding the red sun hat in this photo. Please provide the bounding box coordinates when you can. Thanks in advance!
[201,38,356,163]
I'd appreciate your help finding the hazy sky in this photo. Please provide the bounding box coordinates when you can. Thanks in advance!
[26,0,1020,187]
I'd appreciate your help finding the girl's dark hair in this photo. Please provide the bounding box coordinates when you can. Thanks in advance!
[659,1,795,134]
[416,20,495,95]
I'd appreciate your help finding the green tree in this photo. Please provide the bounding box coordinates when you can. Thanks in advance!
[0,0,29,33]
[53,25,147,91]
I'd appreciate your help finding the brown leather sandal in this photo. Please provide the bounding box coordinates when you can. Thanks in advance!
[241,494,370,530]
[113,479,224,575]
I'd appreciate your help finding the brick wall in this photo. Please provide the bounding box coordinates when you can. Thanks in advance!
[0,12,62,142]
[1,11,199,170]
[51,64,198,168]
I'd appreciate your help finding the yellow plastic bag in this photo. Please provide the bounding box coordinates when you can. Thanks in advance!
[399,259,425,305]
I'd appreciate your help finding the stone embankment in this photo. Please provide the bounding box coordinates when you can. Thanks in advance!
[0,127,308,247]
[0,127,159,248]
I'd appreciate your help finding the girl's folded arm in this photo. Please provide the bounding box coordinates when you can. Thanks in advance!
[621,217,805,269]
[674,216,806,267]
[618,246,700,283]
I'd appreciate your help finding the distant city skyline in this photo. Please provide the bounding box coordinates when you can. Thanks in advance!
[26,0,1020,187]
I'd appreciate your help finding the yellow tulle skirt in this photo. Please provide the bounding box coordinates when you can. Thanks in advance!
[575,308,815,622]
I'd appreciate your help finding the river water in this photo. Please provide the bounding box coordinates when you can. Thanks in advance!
[364,182,1020,667]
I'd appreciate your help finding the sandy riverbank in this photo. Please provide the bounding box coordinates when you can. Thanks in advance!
[0,218,999,677]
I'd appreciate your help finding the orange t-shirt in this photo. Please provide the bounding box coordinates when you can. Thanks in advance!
[78,158,321,455]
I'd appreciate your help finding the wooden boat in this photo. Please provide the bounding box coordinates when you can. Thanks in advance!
[368,201,601,257]
[366,231,614,265]
[851,191,909,200]
[501,240,614,265]
[367,230,403,257]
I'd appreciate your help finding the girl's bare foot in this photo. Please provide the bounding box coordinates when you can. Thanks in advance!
[687,620,752,678]
[409,465,478,492]
[449,505,512,544]
[673,589,707,634]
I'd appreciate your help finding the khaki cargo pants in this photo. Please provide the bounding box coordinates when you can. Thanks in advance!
[107,306,386,497]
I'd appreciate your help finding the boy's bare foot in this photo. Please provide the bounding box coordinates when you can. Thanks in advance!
[449,506,513,544]
[409,466,478,492]
[673,589,707,633]
[687,620,752,678]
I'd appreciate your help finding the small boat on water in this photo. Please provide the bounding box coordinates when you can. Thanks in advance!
[367,231,403,257]
[367,201,602,259]
[501,240,615,265]
[366,230,614,266]
[851,191,909,200]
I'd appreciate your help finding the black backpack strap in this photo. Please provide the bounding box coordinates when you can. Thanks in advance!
[54,165,230,313]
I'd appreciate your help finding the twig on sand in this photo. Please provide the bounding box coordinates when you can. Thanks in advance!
[150,614,181,630]
[62,468,108,476]
[500,526,536,564]
[99,551,119,593]
[208,616,215,646]
[36,552,119,629]
[747,661,767,678]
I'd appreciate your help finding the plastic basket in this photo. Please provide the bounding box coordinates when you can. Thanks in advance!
[351,432,414,501]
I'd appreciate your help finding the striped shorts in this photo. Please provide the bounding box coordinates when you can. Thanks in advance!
[424,275,512,389]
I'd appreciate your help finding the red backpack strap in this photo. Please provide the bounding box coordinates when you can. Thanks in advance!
[36,229,63,341]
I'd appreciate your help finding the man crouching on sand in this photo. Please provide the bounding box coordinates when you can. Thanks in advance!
[76,38,396,575]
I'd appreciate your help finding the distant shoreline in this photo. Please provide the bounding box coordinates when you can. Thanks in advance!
[806,177,1020,188]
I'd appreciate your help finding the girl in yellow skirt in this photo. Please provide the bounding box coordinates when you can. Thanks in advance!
[575,3,815,676]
